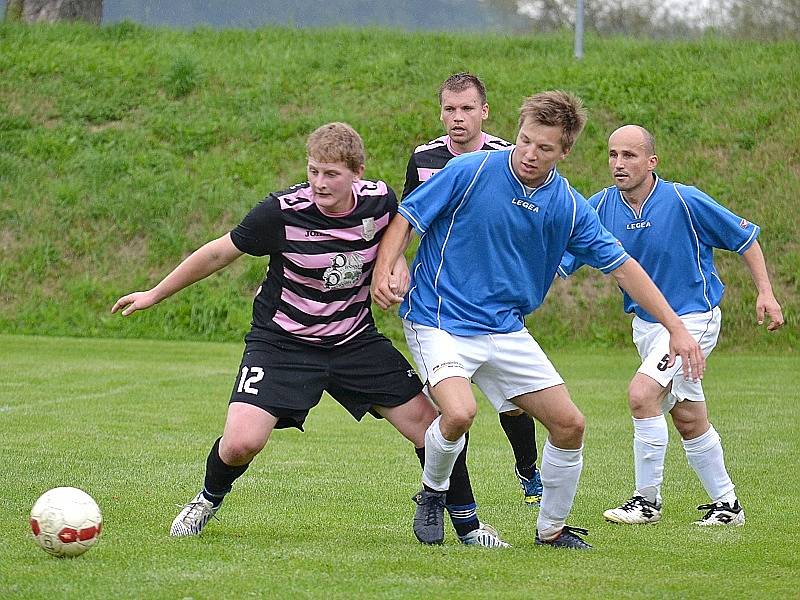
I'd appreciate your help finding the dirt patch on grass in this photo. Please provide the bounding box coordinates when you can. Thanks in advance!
[88,120,127,134]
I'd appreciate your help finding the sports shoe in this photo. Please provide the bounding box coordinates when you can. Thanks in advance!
[515,465,543,506]
[603,495,662,524]
[458,522,511,548]
[694,500,745,526]
[170,491,220,537]
[412,489,446,545]
[535,525,591,549]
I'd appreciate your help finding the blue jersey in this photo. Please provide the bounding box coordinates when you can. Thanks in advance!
[398,149,630,335]
[558,175,760,322]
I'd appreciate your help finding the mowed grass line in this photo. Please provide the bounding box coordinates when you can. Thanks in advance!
[1,335,798,599]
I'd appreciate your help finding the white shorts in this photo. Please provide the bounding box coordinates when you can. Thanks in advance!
[402,320,564,413]
[633,307,721,407]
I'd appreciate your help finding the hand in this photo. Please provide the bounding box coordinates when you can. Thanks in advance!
[756,293,784,331]
[667,326,705,382]
[390,257,410,298]
[111,290,160,316]
[370,271,405,310]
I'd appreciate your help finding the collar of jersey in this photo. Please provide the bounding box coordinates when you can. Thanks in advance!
[446,131,488,157]
[618,173,660,220]
[507,149,557,198]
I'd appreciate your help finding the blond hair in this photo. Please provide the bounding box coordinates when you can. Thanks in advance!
[518,91,588,150]
[306,122,365,172]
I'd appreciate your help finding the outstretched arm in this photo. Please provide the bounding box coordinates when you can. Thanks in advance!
[741,240,784,331]
[371,214,415,309]
[111,233,244,316]
[610,258,705,381]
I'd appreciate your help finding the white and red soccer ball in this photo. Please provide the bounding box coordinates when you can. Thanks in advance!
[30,487,102,557]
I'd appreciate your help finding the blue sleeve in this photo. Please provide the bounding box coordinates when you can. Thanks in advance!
[557,251,582,278]
[677,185,760,254]
[566,193,629,274]
[397,153,483,235]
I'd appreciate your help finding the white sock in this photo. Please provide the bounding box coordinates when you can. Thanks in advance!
[537,440,583,540]
[682,424,736,503]
[421,416,465,492]
[633,415,668,504]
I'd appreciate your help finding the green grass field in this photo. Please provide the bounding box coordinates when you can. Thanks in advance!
[2,334,798,599]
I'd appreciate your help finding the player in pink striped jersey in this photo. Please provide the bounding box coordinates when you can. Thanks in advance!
[111,122,506,547]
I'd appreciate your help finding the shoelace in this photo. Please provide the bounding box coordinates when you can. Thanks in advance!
[562,525,589,537]
[415,493,445,526]
[696,502,734,520]
[620,496,648,511]
[176,501,218,526]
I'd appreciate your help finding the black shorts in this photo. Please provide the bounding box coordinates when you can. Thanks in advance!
[229,328,424,430]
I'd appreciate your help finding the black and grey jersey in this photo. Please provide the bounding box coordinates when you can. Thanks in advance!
[401,132,512,199]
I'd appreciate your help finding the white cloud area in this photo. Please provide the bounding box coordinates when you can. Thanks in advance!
[515,0,737,28]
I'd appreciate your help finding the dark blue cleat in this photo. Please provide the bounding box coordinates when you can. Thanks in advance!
[516,465,543,506]
[535,525,592,549]
[412,489,446,545]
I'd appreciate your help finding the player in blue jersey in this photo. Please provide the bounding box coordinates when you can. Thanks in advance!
[403,72,542,507]
[559,124,784,526]
[111,123,508,548]
[372,93,705,550]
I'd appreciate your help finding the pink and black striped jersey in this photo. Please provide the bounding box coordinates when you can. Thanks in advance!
[230,180,396,346]
[401,132,512,199]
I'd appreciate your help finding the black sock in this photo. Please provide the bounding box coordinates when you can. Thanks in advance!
[499,412,538,479]
[202,437,250,506]
[415,446,446,494]
[446,433,479,537]
[414,446,425,469]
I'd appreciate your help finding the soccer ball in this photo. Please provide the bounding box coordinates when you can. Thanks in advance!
[30,487,103,557]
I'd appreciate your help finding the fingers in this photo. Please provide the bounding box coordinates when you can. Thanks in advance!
[767,306,785,331]
[756,304,765,326]
[370,285,402,310]
[110,296,129,314]
[690,346,705,381]
[670,342,705,382]
[373,293,390,310]
[111,293,144,316]
[673,349,695,382]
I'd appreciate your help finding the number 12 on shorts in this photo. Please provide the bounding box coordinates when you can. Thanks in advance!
[237,366,264,395]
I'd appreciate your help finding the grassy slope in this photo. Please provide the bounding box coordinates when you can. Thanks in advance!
[0,23,797,349]
[1,335,798,598]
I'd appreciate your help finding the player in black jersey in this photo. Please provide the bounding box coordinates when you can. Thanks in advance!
[111,122,508,547]
[402,73,542,507]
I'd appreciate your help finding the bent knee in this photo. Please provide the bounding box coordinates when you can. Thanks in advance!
[550,410,585,445]
[628,381,662,415]
[563,411,585,437]
[220,437,264,464]
[443,406,476,433]
[672,415,709,440]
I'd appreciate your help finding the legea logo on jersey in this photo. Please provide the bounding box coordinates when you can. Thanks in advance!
[511,198,539,213]
[323,253,364,289]
[626,221,652,230]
